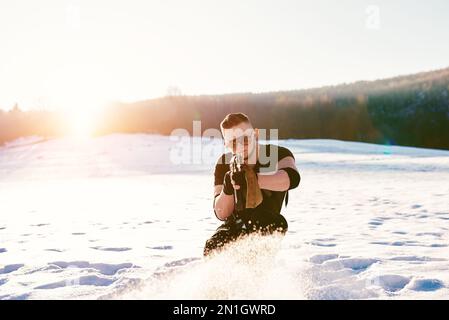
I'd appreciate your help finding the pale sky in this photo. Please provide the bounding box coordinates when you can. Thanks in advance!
[1,0,449,111]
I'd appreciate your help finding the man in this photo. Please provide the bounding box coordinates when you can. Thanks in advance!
[204,113,300,256]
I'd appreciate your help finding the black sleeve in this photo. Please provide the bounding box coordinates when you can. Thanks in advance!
[214,154,230,186]
[277,145,295,161]
[213,154,232,221]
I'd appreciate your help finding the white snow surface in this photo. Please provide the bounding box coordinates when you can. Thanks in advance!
[0,134,449,300]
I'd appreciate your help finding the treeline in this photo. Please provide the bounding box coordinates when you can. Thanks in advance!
[96,67,449,150]
[2,67,449,150]
[0,105,65,146]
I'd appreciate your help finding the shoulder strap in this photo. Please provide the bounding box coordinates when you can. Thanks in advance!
[285,191,289,207]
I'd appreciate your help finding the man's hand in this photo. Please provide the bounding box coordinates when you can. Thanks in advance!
[229,154,246,190]
[222,169,246,194]
[230,169,246,190]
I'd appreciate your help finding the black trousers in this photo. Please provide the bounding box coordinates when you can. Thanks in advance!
[203,210,288,257]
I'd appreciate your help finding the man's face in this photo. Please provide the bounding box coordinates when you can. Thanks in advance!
[222,121,258,163]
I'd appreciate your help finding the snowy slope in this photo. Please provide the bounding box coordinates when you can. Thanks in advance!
[0,134,449,299]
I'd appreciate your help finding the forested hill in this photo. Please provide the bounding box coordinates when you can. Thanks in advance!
[1,67,449,150]
[99,67,449,150]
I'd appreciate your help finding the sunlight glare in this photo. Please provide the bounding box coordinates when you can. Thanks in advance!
[63,101,102,140]
[70,109,95,139]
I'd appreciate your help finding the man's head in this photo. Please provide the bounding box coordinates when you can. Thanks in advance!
[220,113,258,162]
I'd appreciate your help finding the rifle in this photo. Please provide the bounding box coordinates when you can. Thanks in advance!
[231,153,246,212]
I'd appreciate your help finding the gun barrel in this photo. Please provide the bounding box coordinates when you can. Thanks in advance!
[232,153,245,212]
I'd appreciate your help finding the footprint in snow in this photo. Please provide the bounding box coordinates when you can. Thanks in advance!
[308,241,336,247]
[30,223,50,227]
[148,245,173,250]
[47,261,137,275]
[406,278,445,292]
[322,258,378,272]
[45,249,65,252]
[306,238,337,247]
[392,231,408,235]
[309,254,339,264]
[368,220,384,227]
[90,246,132,252]
[367,274,410,292]
[35,275,115,289]
[390,256,446,262]
[0,264,25,274]
[416,232,442,238]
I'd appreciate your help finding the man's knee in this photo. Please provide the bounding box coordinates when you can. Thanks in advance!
[203,230,236,256]
[261,214,288,235]
[203,238,217,256]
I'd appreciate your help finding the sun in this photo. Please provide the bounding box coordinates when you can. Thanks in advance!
[63,103,102,140]
[43,65,109,140]
[69,109,96,138]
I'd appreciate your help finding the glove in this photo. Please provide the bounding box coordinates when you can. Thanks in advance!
[231,169,246,187]
[223,166,263,210]
[222,170,246,195]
